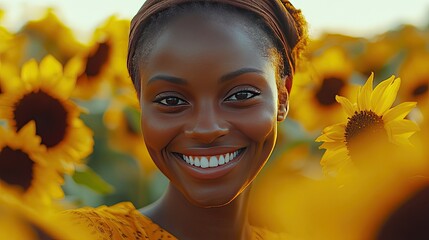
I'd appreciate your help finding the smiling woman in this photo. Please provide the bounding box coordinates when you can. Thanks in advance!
[65,1,308,239]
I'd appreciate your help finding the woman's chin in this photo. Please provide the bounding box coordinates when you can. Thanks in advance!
[184,190,239,208]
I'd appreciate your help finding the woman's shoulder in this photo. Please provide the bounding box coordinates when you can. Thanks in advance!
[63,202,291,240]
[63,202,177,240]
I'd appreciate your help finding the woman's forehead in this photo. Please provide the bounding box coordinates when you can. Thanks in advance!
[140,13,273,80]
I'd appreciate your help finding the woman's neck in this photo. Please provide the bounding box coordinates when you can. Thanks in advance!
[142,183,253,240]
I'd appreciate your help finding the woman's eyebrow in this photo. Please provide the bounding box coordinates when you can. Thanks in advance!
[147,67,264,86]
[219,67,264,83]
[147,75,187,86]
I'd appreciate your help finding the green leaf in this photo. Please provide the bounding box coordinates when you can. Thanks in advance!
[123,106,142,135]
[72,166,114,194]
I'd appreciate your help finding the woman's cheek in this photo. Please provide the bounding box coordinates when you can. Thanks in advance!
[232,103,277,143]
[140,107,182,152]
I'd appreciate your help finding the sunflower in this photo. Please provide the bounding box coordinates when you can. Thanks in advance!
[305,33,366,57]
[95,16,130,90]
[375,179,429,240]
[249,153,428,240]
[103,93,157,174]
[398,51,429,107]
[0,55,93,173]
[0,25,26,67]
[19,8,84,64]
[0,193,92,240]
[0,62,20,95]
[354,37,398,78]
[289,47,358,131]
[316,73,420,176]
[0,122,63,206]
[73,16,130,100]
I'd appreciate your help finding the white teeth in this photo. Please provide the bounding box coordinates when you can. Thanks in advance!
[200,157,209,168]
[194,157,200,167]
[218,155,225,165]
[179,149,242,168]
[209,156,218,167]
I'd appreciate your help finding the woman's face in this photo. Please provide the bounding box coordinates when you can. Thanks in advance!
[139,12,283,207]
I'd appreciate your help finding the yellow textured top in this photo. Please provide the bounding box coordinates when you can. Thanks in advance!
[64,202,286,240]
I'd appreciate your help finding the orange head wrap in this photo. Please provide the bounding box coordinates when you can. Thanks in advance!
[127,0,306,93]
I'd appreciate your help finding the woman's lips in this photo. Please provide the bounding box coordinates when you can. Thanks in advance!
[173,148,246,180]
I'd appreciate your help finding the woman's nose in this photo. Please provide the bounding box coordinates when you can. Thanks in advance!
[184,106,229,144]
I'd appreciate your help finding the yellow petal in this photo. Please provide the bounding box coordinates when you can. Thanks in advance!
[319,141,344,151]
[18,120,37,137]
[374,77,401,115]
[383,102,417,122]
[323,123,346,134]
[389,132,415,146]
[357,73,373,111]
[21,59,39,87]
[385,119,420,135]
[325,128,345,141]
[336,95,356,117]
[321,147,349,167]
[64,56,84,79]
[40,55,63,84]
[59,57,81,98]
[17,121,43,150]
[316,134,334,143]
[318,123,346,142]
[57,79,74,99]
[371,75,395,112]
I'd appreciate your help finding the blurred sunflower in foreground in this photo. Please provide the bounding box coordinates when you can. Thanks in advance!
[0,55,93,173]
[316,73,420,176]
[0,123,63,206]
[251,160,429,240]
[0,194,92,240]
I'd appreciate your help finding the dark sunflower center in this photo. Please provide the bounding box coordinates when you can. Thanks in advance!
[0,147,34,191]
[377,185,429,240]
[315,77,345,106]
[412,82,428,97]
[13,90,68,148]
[82,42,111,78]
[345,110,388,161]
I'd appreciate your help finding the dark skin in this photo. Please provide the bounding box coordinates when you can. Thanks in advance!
[138,13,288,240]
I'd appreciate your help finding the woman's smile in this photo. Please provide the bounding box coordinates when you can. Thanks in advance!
[171,147,247,179]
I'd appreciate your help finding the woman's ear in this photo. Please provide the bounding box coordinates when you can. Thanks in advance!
[277,98,289,122]
[277,75,290,122]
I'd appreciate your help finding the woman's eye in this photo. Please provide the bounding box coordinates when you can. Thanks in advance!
[155,96,188,106]
[225,90,260,101]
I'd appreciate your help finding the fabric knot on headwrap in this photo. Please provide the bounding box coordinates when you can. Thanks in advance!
[127,0,307,93]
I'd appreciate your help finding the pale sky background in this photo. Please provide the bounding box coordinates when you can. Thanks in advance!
[1,0,428,41]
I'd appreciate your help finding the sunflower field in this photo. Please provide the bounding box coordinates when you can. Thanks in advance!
[0,8,428,240]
